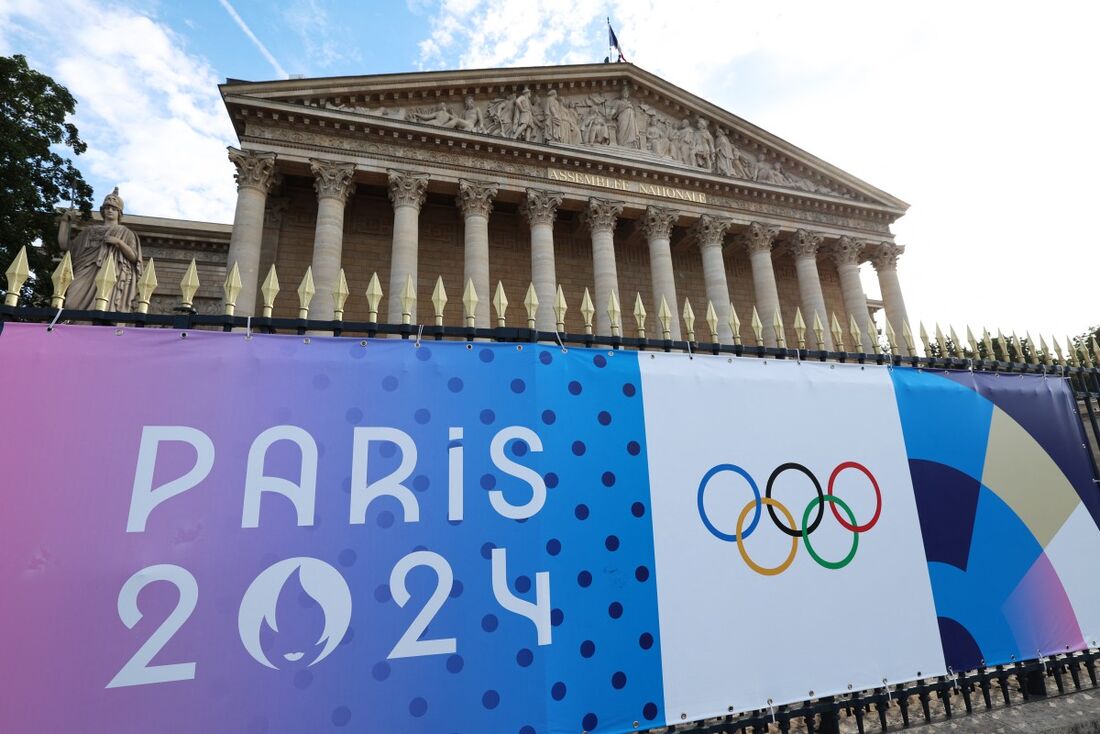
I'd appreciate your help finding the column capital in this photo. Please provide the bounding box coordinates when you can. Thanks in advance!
[743,221,780,254]
[584,197,624,234]
[310,158,356,203]
[870,242,905,272]
[456,179,499,218]
[228,147,277,194]
[692,214,732,249]
[522,188,564,226]
[641,206,678,241]
[829,235,867,267]
[387,169,430,210]
[786,229,824,259]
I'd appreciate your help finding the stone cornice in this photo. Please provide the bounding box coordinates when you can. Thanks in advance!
[228,147,277,193]
[584,197,624,234]
[641,206,678,241]
[522,188,564,226]
[456,179,498,218]
[693,214,732,249]
[387,169,429,210]
[310,158,356,202]
[743,221,780,254]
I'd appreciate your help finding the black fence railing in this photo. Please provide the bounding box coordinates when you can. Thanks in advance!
[4,304,1100,733]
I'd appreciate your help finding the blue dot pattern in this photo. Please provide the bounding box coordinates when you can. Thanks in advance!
[235,340,665,734]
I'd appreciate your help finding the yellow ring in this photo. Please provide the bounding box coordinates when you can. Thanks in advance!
[736,497,799,576]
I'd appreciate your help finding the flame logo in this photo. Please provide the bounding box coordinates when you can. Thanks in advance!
[238,557,352,669]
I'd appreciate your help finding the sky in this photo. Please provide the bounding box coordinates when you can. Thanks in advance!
[1,0,1097,340]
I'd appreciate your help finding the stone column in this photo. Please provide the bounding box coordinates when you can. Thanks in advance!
[830,236,872,345]
[386,169,430,325]
[642,206,681,340]
[522,188,564,332]
[584,198,625,336]
[308,158,356,320]
[693,215,734,343]
[456,179,498,328]
[786,229,832,350]
[744,222,782,347]
[226,147,277,316]
[871,242,911,355]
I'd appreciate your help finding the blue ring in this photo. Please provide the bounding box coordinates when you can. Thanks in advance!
[697,464,761,542]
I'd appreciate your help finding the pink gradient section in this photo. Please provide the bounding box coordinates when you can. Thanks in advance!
[1003,552,1085,658]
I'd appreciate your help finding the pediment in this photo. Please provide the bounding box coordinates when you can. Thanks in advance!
[221,64,906,212]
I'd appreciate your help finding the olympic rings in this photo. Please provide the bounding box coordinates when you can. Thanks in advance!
[736,497,798,576]
[697,460,883,575]
[801,495,859,570]
[697,464,761,542]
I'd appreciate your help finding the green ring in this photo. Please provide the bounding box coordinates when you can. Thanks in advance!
[801,495,859,570]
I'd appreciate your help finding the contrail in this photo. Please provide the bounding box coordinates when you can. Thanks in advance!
[216,0,289,79]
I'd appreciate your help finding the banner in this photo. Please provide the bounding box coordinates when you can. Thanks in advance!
[1,323,1097,733]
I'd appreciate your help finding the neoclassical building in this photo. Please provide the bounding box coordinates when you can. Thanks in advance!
[199,63,910,350]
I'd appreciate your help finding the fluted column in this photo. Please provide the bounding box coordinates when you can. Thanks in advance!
[584,198,625,335]
[386,169,430,324]
[456,179,498,328]
[694,215,734,343]
[226,147,277,316]
[642,206,681,340]
[831,236,872,343]
[786,229,832,350]
[871,242,911,355]
[744,222,782,347]
[522,189,564,332]
[309,159,356,320]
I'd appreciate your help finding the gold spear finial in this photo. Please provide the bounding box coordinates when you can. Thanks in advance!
[50,251,74,309]
[751,306,764,347]
[982,328,994,361]
[400,274,416,325]
[682,298,695,342]
[773,307,786,349]
[431,276,448,326]
[223,262,242,317]
[553,285,567,332]
[260,264,279,318]
[333,268,350,321]
[178,258,199,312]
[296,266,315,319]
[729,302,742,346]
[134,258,157,314]
[849,314,864,353]
[705,300,718,343]
[3,246,30,306]
[812,311,825,350]
[1039,334,1052,366]
[1090,336,1100,368]
[934,323,946,356]
[793,307,807,350]
[365,272,383,323]
[580,288,595,335]
[657,296,672,340]
[635,293,648,339]
[884,319,897,355]
[919,322,931,357]
[1025,332,1040,365]
[831,312,845,352]
[867,320,879,355]
[948,325,961,358]
[608,290,622,337]
[494,281,509,328]
[966,326,979,360]
[1054,337,1065,366]
[524,283,539,329]
[93,255,119,311]
[462,278,478,328]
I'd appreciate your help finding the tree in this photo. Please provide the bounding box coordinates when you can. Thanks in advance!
[1,54,94,305]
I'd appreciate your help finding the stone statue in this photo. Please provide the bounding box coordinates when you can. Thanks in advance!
[692,117,715,170]
[544,90,566,142]
[581,98,611,145]
[461,95,486,132]
[714,127,748,177]
[512,88,535,141]
[412,102,479,131]
[673,118,694,164]
[608,85,639,148]
[647,117,671,158]
[58,187,143,311]
[487,93,516,137]
[559,98,583,145]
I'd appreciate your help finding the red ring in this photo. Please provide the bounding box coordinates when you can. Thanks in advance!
[826,461,881,532]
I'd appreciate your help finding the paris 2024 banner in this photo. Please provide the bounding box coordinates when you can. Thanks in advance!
[2,322,1099,734]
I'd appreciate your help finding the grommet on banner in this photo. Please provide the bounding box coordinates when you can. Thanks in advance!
[244,315,252,341]
[414,324,424,348]
[46,308,64,332]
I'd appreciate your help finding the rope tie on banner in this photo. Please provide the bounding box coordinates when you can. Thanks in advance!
[414,324,424,348]
[244,315,252,340]
[766,699,775,723]
[884,679,892,701]
[47,308,64,331]
[553,328,568,353]
[686,339,693,360]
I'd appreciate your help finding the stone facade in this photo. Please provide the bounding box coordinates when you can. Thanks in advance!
[154,63,913,349]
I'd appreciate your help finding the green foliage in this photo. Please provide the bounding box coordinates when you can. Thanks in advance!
[0,54,94,305]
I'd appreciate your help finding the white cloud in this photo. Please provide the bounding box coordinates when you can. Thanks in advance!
[282,0,362,72]
[416,0,1100,337]
[0,0,238,223]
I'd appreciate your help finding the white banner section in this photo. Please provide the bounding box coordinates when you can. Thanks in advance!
[640,354,945,720]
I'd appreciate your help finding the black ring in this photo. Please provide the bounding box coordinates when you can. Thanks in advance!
[765,462,824,537]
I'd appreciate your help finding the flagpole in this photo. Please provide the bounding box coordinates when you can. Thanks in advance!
[607,17,612,63]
